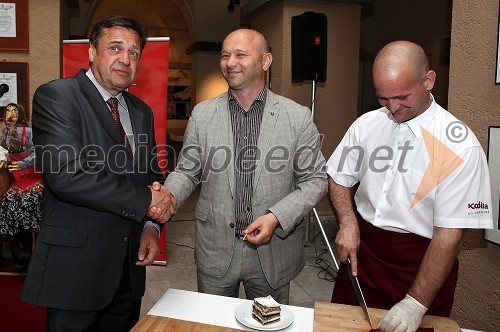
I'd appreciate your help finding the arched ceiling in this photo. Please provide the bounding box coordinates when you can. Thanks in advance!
[74,0,193,66]
[70,0,250,82]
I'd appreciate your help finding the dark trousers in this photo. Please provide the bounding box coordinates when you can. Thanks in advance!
[332,216,459,317]
[46,253,141,332]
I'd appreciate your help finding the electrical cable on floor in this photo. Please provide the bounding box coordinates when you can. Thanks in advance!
[166,241,194,250]
[314,248,337,282]
[305,247,337,282]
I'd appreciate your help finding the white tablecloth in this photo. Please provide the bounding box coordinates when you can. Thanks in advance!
[148,288,314,331]
[148,288,482,332]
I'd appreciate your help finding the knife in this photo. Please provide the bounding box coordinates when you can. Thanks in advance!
[346,257,373,329]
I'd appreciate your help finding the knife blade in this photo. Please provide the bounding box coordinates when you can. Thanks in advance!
[346,257,373,328]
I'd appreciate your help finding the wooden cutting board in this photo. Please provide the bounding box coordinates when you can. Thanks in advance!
[314,301,461,332]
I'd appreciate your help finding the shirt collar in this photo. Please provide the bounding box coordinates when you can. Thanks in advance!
[390,93,437,139]
[405,93,437,139]
[86,69,124,104]
[228,88,267,109]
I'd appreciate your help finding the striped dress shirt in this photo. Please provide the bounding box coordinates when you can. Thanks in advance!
[229,89,267,234]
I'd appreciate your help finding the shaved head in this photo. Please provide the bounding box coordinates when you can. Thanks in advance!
[373,41,429,84]
[223,29,270,55]
[372,40,435,123]
[220,28,273,107]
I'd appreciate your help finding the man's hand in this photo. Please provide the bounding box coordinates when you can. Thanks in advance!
[327,177,361,275]
[243,212,279,245]
[136,226,160,266]
[147,181,176,223]
[7,161,21,172]
[335,215,360,275]
[378,294,427,332]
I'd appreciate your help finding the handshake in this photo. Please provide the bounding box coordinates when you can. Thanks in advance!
[147,181,177,223]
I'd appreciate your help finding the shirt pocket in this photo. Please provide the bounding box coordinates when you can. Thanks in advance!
[396,169,436,209]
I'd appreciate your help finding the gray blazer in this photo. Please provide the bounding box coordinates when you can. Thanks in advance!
[165,89,327,289]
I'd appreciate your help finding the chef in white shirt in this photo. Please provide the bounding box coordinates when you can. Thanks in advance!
[326,40,493,332]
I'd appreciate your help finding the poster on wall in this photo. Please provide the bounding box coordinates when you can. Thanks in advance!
[0,2,16,37]
[0,62,28,118]
[0,72,18,105]
[63,38,171,265]
[0,0,29,50]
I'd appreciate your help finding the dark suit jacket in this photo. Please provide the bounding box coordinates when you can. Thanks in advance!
[21,70,163,310]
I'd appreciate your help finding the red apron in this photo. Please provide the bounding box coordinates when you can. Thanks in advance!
[331,214,459,317]
[8,127,43,191]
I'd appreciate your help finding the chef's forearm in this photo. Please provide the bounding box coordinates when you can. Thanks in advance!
[409,227,464,307]
[327,176,357,226]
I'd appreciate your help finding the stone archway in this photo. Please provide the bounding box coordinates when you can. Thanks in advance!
[83,0,193,71]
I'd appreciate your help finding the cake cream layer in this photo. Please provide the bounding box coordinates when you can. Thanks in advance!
[253,295,281,314]
[253,302,281,315]
[252,312,281,325]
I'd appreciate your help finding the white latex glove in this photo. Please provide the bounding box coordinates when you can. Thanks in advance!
[378,294,427,332]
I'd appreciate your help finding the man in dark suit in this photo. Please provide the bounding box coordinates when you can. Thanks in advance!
[21,16,175,331]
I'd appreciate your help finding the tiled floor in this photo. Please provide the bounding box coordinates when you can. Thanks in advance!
[141,189,339,316]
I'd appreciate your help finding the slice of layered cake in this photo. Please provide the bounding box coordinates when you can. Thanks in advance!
[252,295,281,325]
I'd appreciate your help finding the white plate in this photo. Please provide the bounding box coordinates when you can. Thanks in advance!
[234,301,294,331]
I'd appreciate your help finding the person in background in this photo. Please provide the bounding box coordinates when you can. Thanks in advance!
[0,143,10,267]
[0,103,43,270]
[158,28,327,304]
[326,40,493,332]
[21,16,175,331]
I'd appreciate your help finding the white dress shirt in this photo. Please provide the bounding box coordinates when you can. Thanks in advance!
[326,96,493,239]
[86,69,135,155]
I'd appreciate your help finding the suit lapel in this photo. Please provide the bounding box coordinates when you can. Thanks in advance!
[218,94,235,198]
[253,90,279,194]
[75,70,123,145]
[123,93,144,165]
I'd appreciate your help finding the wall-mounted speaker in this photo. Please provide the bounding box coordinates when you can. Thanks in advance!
[291,12,327,83]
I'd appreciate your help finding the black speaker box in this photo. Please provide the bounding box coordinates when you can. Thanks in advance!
[291,12,327,83]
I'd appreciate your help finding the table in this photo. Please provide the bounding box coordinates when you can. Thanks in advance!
[132,288,479,332]
[131,315,241,331]
[133,288,314,331]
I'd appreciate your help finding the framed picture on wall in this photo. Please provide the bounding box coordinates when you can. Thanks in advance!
[485,126,500,244]
[0,0,29,50]
[0,62,28,120]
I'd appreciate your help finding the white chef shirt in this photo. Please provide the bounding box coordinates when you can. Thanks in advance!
[326,96,493,239]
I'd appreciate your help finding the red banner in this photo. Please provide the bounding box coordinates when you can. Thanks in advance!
[63,38,170,265]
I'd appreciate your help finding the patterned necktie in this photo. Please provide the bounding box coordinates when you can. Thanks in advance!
[107,97,133,157]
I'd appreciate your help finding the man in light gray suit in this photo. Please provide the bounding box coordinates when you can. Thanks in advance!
[162,29,327,303]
